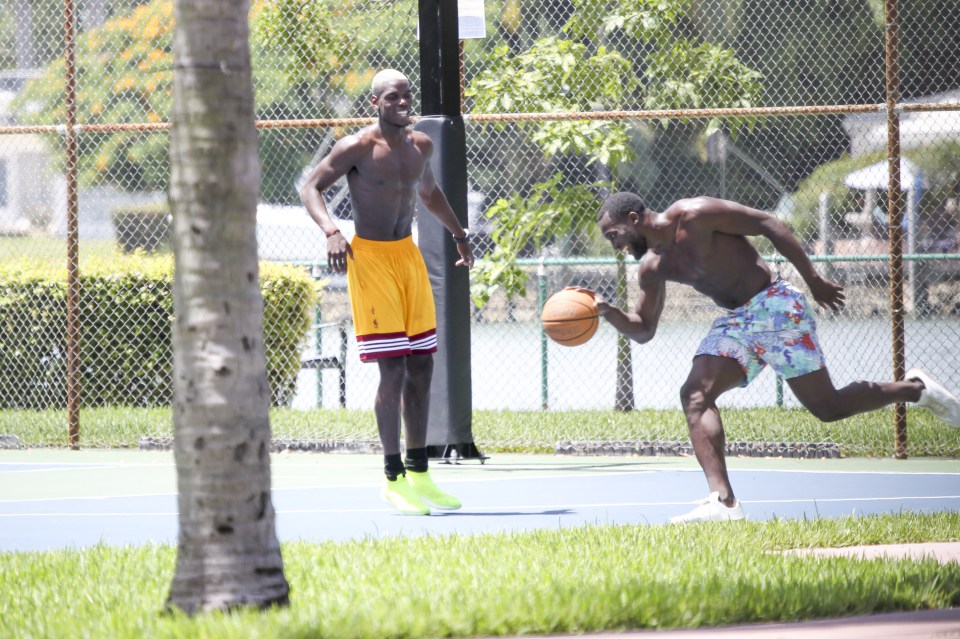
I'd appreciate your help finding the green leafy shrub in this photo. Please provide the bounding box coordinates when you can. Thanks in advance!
[111,203,171,253]
[0,256,318,409]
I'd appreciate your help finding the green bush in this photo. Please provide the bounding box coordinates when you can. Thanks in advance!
[0,256,318,409]
[111,202,171,253]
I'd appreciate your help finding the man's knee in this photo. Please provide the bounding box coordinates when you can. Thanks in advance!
[679,381,708,414]
[802,397,846,422]
[405,354,434,382]
[378,357,406,384]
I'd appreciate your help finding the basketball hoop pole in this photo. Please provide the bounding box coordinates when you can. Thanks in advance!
[417,0,487,463]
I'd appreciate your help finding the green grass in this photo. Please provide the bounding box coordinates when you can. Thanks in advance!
[1,512,958,638]
[0,236,125,262]
[3,405,958,457]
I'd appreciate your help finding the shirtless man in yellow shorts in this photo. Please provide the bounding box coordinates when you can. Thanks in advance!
[300,69,474,515]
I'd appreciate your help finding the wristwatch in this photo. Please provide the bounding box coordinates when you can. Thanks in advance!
[453,230,470,244]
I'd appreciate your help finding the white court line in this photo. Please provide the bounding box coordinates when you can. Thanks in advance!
[730,468,960,476]
[2,463,955,479]
[0,511,179,517]
[0,467,118,475]
[0,465,957,505]
[0,493,178,504]
[0,469,667,503]
[0,464,173,474]
[258,494,960,513]
[746,495,960,505]
[2,494,958,518]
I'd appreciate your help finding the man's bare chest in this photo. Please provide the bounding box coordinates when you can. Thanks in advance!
[656,238,719,285]
[359,145,425,183]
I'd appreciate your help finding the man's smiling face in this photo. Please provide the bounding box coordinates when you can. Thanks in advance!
[374,79,413,128]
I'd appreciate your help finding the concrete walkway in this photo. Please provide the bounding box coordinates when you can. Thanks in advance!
[572,607,960,638]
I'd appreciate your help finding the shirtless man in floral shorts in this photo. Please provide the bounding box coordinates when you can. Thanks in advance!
[587,192,960,523]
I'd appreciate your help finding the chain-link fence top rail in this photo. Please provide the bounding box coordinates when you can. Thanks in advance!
[0,0,958,455]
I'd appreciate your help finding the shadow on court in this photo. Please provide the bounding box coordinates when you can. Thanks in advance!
[432,509,575,517]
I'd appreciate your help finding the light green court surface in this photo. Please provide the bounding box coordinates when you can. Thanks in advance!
[2,448,957,502]
[2,449,958,554]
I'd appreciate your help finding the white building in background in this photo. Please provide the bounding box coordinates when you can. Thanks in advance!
[1,69,164,240]
[0,70,55,236]
[836,91,960,309]
[839,90,960,238]
[843,89,960,158]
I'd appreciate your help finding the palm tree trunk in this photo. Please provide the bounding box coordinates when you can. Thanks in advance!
[166,0,288,614]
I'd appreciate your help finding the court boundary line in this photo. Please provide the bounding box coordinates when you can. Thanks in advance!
[1,466,958,505]
[2,494,958,518]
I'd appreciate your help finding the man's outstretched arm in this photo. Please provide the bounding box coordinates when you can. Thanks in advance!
[686,196,845,311]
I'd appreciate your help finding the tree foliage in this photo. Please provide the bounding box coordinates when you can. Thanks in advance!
[466,0,763,305]
[11,0,369,201]
[0,0,147,72]
[13,1,175,192]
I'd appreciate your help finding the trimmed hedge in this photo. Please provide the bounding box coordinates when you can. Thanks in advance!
[0,256,319,409]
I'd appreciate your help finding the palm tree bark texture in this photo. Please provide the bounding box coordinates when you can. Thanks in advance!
[166,0,289,613]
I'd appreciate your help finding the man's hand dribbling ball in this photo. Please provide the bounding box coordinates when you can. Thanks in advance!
[541,288,600,346]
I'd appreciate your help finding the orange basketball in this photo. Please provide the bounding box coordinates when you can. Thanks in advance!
[541,288,599,347]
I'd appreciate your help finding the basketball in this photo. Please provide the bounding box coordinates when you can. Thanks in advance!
[541,288,599,347]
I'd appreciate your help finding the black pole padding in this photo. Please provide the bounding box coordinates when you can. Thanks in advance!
[413,116,485,462]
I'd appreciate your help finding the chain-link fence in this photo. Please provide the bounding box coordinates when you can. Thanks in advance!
[1,0,959,456]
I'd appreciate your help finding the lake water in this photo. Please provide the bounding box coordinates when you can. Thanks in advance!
[291,315,960,412]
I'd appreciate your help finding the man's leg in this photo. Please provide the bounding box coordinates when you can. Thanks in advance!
[788,367,960,427]
[786,368,921,422]
[375,357,407,456]
[401,354,461,510]
[400,353,433,450]
[672,354,750,523]
[678,355,748,506]
[376,357,429,515]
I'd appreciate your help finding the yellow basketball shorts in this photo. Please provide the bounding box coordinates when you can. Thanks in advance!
[346,235,438,362]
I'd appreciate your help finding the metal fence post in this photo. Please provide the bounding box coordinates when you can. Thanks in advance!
[538,254,549,410]
[63,0,81,450]
[884,0,908,460]
[615,252,634,412]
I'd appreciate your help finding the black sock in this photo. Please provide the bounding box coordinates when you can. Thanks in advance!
[384,454,405,480]
[404,447,429,473]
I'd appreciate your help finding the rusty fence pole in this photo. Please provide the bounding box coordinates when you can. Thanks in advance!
[885,0,908,460]
[63,0,82,449]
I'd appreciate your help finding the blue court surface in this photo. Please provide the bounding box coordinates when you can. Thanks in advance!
[1,450,958,552]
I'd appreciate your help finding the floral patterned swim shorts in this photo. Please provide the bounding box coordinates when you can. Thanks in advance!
[694,278,827,387]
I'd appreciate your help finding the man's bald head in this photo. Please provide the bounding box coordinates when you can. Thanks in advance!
[371,69,410,98]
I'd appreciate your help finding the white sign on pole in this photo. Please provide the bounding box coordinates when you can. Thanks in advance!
[458,0,486,39]
[419,0,486,40]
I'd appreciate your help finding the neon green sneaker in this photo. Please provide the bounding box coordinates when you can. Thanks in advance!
[381,476,431,515]
[406,470,462,510]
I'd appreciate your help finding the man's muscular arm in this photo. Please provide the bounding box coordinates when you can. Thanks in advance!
[299,136,361,273]
[416,137,474,268]
[579,256,665,344]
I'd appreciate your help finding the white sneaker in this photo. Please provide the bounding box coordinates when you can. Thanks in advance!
[906,368,960,428]
[670,492,746,524]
